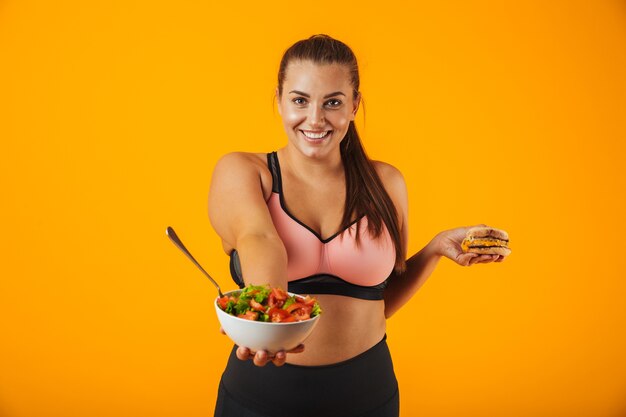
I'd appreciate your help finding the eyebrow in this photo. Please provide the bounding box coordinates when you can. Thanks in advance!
[288,90,346,99]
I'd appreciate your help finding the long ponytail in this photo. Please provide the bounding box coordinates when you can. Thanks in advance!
[340,121,406,273]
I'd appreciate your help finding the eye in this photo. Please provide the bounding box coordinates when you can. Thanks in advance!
[325,99,342,108]
[292,97,307,106]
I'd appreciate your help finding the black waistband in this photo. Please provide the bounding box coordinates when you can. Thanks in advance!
[220,334,397,417]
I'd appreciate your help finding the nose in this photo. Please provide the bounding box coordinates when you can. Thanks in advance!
[307,105,325,127]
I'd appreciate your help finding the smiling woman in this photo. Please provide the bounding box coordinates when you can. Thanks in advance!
[278,68,354,153]
[274,40,406,272]
[208,34,506,417]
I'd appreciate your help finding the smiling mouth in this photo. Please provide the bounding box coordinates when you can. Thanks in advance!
[300,130,332,139]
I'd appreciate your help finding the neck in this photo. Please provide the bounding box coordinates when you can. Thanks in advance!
[279,145,344,181]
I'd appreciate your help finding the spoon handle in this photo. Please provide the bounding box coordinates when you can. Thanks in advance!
[166,226,224,298]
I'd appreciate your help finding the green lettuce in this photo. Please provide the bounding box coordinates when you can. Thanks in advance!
[282,296,297,310]
[234,298,250,316]
[311,303,322,317]
[240,284,271,304]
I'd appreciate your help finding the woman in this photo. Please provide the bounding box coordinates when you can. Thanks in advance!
[208,34,507,417]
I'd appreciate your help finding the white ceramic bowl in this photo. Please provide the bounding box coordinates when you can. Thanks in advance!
[215,289,321,354]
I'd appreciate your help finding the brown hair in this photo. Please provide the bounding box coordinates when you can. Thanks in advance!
[277,34,406,273]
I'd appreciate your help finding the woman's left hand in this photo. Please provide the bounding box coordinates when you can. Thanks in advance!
[433,224,508,266]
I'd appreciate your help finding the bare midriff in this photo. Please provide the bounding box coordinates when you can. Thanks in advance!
[285,294,387,366]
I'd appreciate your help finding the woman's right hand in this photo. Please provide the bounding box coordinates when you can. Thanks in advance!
[220,327,305,367]
[236,344,305,367]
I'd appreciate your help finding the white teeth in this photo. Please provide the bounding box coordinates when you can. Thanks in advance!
[302,130,330,139]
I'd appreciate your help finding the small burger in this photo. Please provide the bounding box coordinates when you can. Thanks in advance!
[461,226,511,256]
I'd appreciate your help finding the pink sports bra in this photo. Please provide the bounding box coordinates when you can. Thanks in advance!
[229,151,396,300]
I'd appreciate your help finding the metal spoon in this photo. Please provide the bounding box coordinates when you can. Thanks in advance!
[166,226,224,298]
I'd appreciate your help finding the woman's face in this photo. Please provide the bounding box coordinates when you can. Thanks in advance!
[277,60,360,159]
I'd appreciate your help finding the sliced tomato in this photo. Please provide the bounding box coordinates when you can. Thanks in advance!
[237,311,259,321]
[217,296,230,310]
[267,287,289,308]
[292,311,311,321]
[294,295,316,306]
[284,302,306,313]
[272,287,288,300]
[292,305,313,321]
[301,295,317,306]
[268,293,278,308]
[268,307,291,322]
[249,299,266,312]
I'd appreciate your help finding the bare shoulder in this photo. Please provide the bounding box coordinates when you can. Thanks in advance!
[213,151,272,199]
[214,151,267,171]
[209,151,276,253]
[371,160,407,196]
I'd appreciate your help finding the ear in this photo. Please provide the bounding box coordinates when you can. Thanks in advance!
[275,87,282,116]
[350,92,361,121]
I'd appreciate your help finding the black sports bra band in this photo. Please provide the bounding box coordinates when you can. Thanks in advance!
[229,249,387,300]
[267,152,280,193]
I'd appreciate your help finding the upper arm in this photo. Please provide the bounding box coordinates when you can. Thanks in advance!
[208,152,280,253]
[374,161,409,259]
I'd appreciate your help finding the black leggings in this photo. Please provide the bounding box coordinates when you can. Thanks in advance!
[214,335,399,417]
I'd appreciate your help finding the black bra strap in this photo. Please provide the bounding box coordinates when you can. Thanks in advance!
[229,249,245,288]
[267,152,280,193]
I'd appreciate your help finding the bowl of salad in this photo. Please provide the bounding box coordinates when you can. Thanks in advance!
[215,284,322,354]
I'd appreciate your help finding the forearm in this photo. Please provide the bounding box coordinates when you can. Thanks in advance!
[235,233,289,289]
[384,237,442,318]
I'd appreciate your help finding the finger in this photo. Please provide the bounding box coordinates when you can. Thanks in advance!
[474,255,491,263]
[475,254,497,264]
[467,254,481,266]
[287,344,305,354]
[457,253,477,266]
[470,255,491,265]
[253,350,269,367]
[236,346,251,361]
[272,351,287,367]
[489,255,502,262]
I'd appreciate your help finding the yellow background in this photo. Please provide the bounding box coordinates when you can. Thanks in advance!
[1,1,625,416]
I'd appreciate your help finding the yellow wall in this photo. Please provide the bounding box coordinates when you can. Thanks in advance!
[1,1,625,416]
